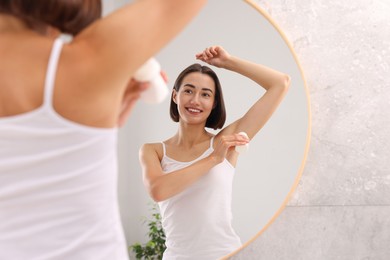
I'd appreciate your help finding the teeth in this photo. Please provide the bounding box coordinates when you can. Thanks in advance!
[188,108,201,113]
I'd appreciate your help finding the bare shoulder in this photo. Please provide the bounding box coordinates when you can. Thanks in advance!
[140,142,162,152]
[140,142,164,161]
[57,41,108,92]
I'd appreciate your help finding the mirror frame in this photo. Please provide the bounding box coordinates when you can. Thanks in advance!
[222,0,311,258]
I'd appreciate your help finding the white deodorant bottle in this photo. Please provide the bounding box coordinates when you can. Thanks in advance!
[235,132,249,153]
[134,58,169,104]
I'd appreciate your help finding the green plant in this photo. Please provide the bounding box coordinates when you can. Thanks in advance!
[129,204,166,260]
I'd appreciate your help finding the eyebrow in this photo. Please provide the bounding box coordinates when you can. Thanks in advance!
[183,83,214,93]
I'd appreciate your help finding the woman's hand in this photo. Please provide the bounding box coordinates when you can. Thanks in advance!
[210,133,249,163]
[118,71,168,127]
[195,46,231,68]
[117,79,149,127]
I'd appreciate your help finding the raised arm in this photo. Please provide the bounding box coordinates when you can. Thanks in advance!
[196,46,290,140]
[58,0,207,127]
[64,0,207,96]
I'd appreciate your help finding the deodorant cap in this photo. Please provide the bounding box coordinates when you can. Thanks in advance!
[235,132,249,153]
[134,58,160,81]
[134,58,168,104]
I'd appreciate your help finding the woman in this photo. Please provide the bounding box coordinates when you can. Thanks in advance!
[139,46,291,259]
[0,0,206,259]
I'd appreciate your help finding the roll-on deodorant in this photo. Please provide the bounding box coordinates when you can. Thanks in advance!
[134,58,168,104]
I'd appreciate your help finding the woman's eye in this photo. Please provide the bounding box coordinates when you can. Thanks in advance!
[184,89,192,94]
[202,93,211,98]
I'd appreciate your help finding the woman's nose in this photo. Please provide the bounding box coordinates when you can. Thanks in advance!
[190,94,200,104]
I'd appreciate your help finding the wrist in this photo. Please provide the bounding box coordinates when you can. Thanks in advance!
[208,153,223,165]
[222,55,238,70]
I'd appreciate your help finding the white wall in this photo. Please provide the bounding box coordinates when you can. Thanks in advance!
[231,0,390,259]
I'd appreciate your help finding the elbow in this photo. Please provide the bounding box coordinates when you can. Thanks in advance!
[273,74,290,95]
[149,189,165,203]
[268,74,290,93]
[147,181,166,202]
[281,74,291,91]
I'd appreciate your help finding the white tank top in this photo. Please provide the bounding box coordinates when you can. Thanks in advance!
[159,137,242,260]
[0,37,129,260]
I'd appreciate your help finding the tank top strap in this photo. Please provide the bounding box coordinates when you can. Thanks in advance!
[43,37,65,107]
[209,136,215,149]
[161,142,167,156]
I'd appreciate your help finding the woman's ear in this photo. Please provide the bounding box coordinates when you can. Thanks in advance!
[172,89,178,104]
[46,26,61,38]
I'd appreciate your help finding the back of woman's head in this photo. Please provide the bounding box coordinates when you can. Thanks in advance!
[0,0,102,35]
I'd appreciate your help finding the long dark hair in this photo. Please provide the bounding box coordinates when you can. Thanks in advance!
[0,0,102,35]
[170,63,226,130]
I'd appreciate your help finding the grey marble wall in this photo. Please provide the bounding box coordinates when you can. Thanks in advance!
[230,0,390,259]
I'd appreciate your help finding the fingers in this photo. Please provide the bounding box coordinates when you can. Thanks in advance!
[210,46,219,55]
[160,70,169,83]
[203,47,214,59]
[236,132,250,141]
[211,133,249,163]
[196,46,220,61]
[127,79,149,92]
[215,134,249,154]
[220,134,249,147]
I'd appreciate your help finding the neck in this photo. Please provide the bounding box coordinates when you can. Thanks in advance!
[0,14,57,37]
[174,122,211,148]
[0,14,29,33]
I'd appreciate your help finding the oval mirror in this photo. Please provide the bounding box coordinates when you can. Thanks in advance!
[103,0,310,258]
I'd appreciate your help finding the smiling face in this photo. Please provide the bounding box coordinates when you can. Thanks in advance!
[173,72,216,127]
[170,63,226,130]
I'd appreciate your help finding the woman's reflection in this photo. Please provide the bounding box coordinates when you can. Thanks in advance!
[139,46,290,259]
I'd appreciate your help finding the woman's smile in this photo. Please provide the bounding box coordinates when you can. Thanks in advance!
[185,107,203,115]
